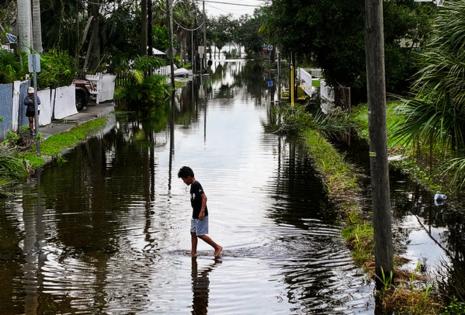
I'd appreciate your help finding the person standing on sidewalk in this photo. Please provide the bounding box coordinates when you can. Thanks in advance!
[178,166,223,258]
[24,87,41,135]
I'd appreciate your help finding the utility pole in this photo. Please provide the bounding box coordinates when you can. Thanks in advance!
[191,29,195,76]
[203,0,207,68]
[166,0,175,89]
[277,48,281,104]
[365,0,393,288]
[290,52,294,107]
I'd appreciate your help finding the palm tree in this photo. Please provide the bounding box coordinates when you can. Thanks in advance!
[393,0,465,188]
[17,0,33,53]
[32,0,43,52]
[394,0,465,151]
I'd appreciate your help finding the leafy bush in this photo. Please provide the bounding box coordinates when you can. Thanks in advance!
[115,71,169,108]
[265,104,314,136]
[0,145,27,179]
[115,55,169,108]
[0,50,26,83]
[133,56,165,72]
[38,50,75,88]
[443,298,465,315]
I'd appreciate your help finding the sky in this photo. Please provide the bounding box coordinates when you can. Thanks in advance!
[202,0,266,18]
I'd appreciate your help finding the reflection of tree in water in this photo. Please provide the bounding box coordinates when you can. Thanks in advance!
[175,80,201,126]
[0,200,25,313]
[31,118,159,311]
[232,62,267,101]
[266,138,337,228]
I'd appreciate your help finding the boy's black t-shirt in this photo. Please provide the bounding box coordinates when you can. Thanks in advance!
[190,181,208,219]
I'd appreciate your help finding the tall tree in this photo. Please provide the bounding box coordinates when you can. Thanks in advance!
[265,0,436,99]
[32,0,43,52]
[141,0,147,54]
[17,0,32,53]
[85,0,101,71]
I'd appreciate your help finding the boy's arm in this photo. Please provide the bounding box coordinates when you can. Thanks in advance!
[199,193,207,220]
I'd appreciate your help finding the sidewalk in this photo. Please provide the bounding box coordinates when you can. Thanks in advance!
[39,102,115,139]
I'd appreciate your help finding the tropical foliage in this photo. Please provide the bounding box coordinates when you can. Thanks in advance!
[115,56,169,108]
[393,0,465,189]
[38,50,75,88]
[0,50,27,83]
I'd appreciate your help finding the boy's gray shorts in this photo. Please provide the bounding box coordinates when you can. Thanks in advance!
[191,216,209,236]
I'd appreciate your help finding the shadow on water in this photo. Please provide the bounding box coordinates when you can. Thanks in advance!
[0,61,375,314]
[327,129,465,300]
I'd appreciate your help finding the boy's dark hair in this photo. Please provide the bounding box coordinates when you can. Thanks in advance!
[178,166,194,178]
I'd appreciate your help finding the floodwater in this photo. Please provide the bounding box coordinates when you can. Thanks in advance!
[0,61,374,314]
[329,131,465,297]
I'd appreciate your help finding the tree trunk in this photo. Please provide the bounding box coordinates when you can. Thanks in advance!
[32,0,43,53]
[147,0,153,56]
[87,0,101,72]
[141,0,147,54]
[17,0,33,53]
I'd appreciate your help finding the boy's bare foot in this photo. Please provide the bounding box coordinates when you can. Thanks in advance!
[214,246,223,258]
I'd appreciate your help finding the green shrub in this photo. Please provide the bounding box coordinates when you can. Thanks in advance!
[0,146,27,179]
[442,298,465,315]
[266,104,314,136]
[133,56,165,72]
[38,50,75,88]
[115,71,169,108]
[0,50,26,83]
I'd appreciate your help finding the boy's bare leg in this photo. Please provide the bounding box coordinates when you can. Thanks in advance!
[191,232,198,257]
[198,235,223,257]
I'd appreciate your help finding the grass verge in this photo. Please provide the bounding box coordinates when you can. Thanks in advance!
[0,117,108,186]
[351,102,448,193]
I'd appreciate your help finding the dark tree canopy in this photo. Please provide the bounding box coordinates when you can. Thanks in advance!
[264,0,436,96]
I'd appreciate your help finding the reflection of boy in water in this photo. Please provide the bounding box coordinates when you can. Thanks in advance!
[191,258,220,315]
[178,166,223,258]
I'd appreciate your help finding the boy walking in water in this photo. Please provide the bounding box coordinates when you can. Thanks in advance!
[178,166,223,258]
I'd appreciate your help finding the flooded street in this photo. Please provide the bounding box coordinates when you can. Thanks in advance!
[0,61,374,314]
[330,131,465,298]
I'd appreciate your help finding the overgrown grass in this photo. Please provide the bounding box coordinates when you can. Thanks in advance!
[351,102,451,193]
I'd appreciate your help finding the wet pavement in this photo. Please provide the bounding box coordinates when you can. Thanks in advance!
[0,61,374,314]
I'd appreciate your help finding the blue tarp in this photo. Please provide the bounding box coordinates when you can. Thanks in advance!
[0,83,13,140]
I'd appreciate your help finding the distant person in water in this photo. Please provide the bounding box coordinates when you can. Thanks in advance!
[178,166,223,258]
